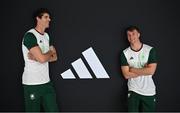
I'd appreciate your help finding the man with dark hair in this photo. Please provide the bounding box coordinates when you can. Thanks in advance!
[22,8,59,112]
[120,26,157,112]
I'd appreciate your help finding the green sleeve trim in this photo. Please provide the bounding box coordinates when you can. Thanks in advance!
[23,33,38,50]
[148,48,157,64]
[120,52,129,66]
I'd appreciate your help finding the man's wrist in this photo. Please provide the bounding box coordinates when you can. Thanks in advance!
[47,50,53,56]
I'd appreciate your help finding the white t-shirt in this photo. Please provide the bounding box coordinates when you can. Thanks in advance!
[22,29,50,85]
[121,44,157,96]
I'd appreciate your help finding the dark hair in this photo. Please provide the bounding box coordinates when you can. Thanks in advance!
[125,25,140,33]
[32,8,51,26]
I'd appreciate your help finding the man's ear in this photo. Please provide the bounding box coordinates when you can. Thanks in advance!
[138,33,140,38]
[36,17,40,21]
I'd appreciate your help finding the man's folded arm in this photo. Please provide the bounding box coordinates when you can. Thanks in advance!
[29,46,53,63]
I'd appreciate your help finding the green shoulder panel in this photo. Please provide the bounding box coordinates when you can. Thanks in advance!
[120,52,129,66]
[23,33,38,50]
[148,48,158,64]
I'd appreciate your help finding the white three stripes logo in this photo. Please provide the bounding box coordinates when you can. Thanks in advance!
[60,47,110,79]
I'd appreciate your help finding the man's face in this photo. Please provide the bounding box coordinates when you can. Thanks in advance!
[37,13,51,28]
[127,29,140,44]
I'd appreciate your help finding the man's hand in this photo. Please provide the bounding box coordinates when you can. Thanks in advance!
[49,45,58,62]
[50,45,56,53]
[28,52,37,61]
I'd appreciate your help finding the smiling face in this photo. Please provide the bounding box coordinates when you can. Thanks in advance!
[127,29,140,44]
[36,13,51,29]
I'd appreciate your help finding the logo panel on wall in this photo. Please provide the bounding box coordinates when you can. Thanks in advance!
[60,47,110,79]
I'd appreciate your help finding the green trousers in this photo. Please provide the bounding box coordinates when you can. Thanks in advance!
[128,91,156,112]
[23,82,59,112]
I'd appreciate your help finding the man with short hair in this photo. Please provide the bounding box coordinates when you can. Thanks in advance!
[22,8,59,112]
[120,26,157,112]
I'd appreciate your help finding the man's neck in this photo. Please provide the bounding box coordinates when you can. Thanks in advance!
[35,25,45,35]
[130,41,142,51]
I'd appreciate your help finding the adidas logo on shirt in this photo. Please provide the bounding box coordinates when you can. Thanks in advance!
[130,57,134,60]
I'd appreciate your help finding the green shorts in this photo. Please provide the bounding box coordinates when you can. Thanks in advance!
[128,91,156,112]
[23,82,59,112]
